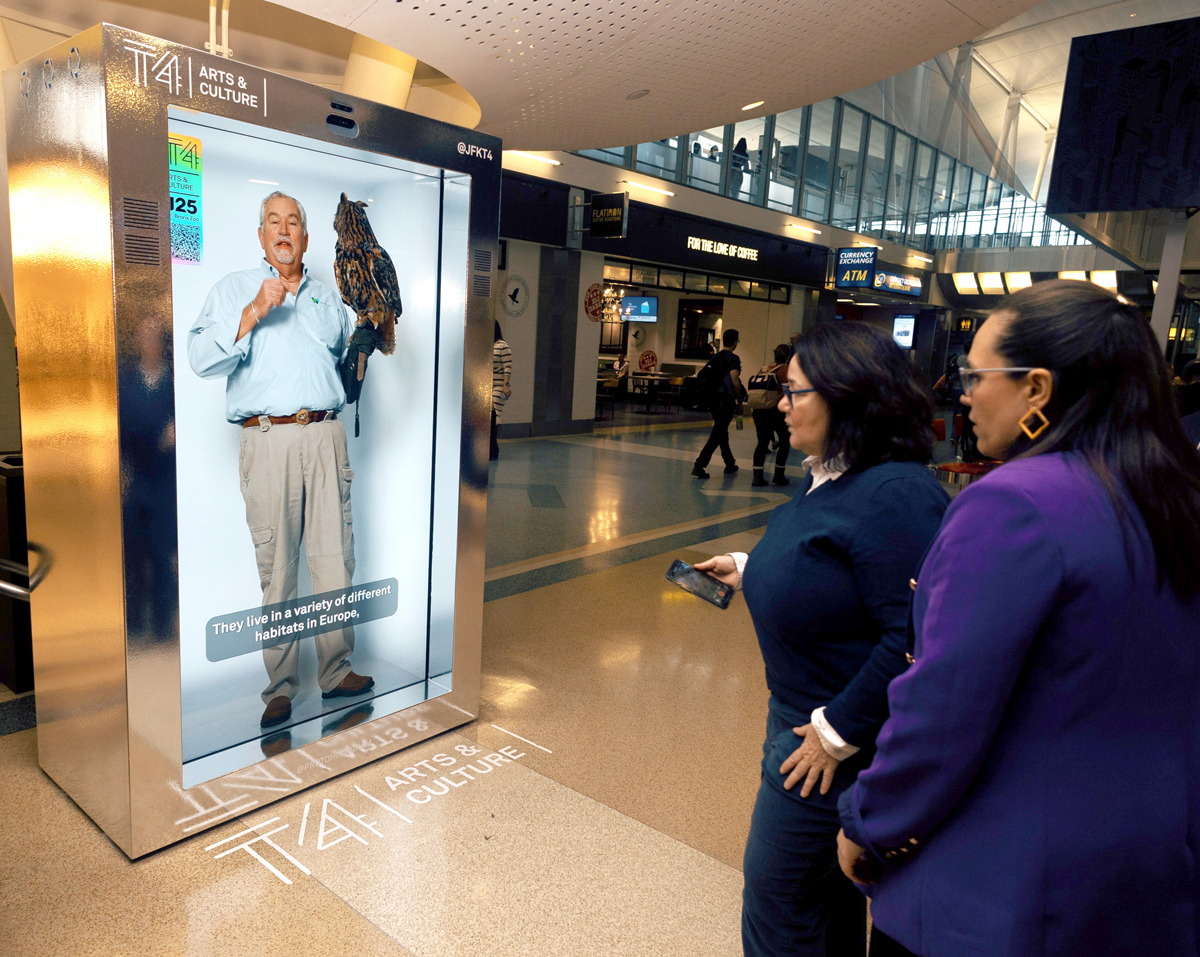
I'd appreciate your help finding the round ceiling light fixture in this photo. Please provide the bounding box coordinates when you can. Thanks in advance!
[626,89,650,100]
[741,100,765,111]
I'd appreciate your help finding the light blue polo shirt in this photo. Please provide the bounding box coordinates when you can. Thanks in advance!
[188,259,356,423]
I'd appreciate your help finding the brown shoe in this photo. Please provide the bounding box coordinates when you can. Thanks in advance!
[322,671,375,699]
[260,695,292,727]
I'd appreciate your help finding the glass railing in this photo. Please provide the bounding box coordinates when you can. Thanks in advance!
[573,97,1089,252]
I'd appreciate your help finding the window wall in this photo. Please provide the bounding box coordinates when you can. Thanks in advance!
[572,97,1089,251]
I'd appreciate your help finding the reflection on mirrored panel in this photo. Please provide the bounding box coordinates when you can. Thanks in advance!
[802,101,836,222]
[906,142,937,247]
[707,275,729,295]
[635,137,679,181]
[171,109,466,787]
[727,117,766,204]
[979,178,1003,248]
[658,268,683,289]
[858,118,891,237]
[684,272,708,292]
[604,261,632,281]
[831,104,866,229]
[686,128,725,193]
[768,107,806,212]
[884,133,914,244]
[964,172,987,248]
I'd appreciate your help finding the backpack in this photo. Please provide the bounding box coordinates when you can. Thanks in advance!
[694,354,728,402]
[746,365,782,411]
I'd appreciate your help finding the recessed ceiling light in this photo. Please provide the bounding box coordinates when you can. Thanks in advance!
[741,100,765,111]
[249,179,279,186]
[626,89,650,100]
[787,223,822,235]
[854,241,882,249]
[837,299,854,303]
[912,255,933,264]
[504,150,562,166]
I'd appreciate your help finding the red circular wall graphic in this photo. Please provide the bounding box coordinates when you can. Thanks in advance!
[584,283,605,322]
[638,350,658,372]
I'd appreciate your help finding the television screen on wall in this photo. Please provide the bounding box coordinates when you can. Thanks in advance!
[893,314,917,349]
[621,295,658,322]
[1046,15,1200,214]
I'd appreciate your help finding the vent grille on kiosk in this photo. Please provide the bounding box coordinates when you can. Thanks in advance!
[121,197,161,265]
[122,197,159,230]
[124,235,161,266]
[471,248,492,297]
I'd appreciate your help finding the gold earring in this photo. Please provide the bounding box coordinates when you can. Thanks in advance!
[1019,407,1050,440]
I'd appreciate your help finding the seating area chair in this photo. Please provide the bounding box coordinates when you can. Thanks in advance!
[656,377,684,413]
[595,377,617,420]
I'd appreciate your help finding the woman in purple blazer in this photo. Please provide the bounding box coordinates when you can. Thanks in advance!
[836,280,1200,957]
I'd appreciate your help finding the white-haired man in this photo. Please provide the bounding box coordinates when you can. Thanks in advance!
[188,191,373,729]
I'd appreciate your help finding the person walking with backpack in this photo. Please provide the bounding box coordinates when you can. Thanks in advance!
[693,328,744,479]
[748,343,792,487]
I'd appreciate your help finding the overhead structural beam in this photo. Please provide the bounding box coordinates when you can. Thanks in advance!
[1031,127,1058,205]
[1150,211,1190,352]
[342,34,417,111]
[933,45,1027,195]
[970,49,1052,131]
[991,92,1021,179]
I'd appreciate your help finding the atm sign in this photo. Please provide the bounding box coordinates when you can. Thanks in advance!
[835,248,878,288]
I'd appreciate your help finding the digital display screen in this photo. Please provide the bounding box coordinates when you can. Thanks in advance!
[893,315,916,349]
[620,295,658,322]
[168,107,469,786]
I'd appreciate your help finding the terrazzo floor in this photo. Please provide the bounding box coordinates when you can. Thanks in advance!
[0,420,953,955]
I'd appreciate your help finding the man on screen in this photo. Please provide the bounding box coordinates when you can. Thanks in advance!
[188,191,374,729]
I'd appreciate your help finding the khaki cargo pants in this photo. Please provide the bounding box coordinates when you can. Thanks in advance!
[239,417,356,703]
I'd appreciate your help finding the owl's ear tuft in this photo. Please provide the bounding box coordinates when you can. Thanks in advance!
[340,192,349,202]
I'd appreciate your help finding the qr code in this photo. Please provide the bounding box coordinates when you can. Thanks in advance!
[171,223,202,264]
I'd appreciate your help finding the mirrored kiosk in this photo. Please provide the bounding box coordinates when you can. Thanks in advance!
[6,24,499,857]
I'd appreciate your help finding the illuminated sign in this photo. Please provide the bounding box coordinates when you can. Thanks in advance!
[686,236,760,261]
[873,271,922,297]
[589,192,629,238]
[835,247,877,287]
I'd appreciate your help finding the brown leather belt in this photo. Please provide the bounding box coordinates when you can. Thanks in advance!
[242,409,336,429]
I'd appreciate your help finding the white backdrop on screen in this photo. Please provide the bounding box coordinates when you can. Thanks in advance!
[169,109,465,760]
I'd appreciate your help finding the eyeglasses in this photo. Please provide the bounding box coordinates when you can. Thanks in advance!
[780,384,816,408]
[957,367,1036,397]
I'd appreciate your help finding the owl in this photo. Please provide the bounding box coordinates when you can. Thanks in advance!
[333,193,402,358]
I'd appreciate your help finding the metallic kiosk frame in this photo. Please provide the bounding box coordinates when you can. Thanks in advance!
[5,24,499,858]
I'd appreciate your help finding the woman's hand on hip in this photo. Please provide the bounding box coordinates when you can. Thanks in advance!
[694,554,738,587]
[780,723,840,797]
[837,830,880,885]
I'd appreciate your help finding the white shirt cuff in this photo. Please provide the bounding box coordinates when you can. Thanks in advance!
[729,552,748,591]
[811,706,860,761]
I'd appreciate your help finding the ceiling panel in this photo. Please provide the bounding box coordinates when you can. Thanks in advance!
[272,0,1045,149]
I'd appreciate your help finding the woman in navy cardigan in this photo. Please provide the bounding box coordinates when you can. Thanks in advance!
[698,324,948,956]
[838,280,1200,956]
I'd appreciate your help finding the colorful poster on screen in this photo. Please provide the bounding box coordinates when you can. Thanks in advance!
[168,132,204,264]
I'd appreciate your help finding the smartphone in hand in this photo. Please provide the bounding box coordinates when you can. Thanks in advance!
[665,559,734,609]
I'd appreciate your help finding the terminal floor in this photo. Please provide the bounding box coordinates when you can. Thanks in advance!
[0,421,913,956]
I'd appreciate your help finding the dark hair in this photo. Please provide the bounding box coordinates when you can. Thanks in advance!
[993,279,1200,598]
[792,323,935,469]
[722,328,739,348]
[1182,359,1200,383]
[773,343,790,364]
[494,320,503,343]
